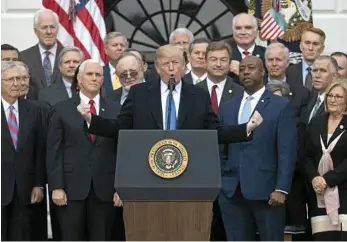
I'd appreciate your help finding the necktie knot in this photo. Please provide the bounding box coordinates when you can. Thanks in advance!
[243,50,250,56]
[9,105,15,111]
[89,100,95,105]
[212,85,218,90]
[45,50,51,57]
[246,96,254,102]
[307,66,312,72]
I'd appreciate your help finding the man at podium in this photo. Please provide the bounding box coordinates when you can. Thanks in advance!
[77,44,263,201]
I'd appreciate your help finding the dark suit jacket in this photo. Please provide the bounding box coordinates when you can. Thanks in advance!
[20,44,63,100]
[46,96,121,201]
[38,80,76,107]
[220,90,297,200]
[228,42,266,85]
[88,80,249,144]
[304,114,347,190]
[286,62,305,89]
[102,64,113,97]
[288,85,311,125]
[108,88,122,104]
[196,77,244,104]
[183,72,194,85]
[301,91,325,125]
[1,99,45,205]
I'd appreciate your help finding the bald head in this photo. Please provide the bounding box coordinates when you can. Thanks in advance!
[239,56,265,94]
[116,53,144,88]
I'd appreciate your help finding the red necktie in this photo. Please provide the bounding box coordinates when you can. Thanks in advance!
[211,85,219,114]
[89,100,96,142]
[243,50,250,56]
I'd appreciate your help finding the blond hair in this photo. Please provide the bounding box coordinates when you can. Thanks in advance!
[324,79,347,114]
[154,44,185,66]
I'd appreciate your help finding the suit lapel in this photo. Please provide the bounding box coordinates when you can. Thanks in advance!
[148,81,163,129]
[51,45,63,84]
[1,104,15,151]
[177,83,194,129]
[231,44,242,61]
[94,98,108,144]
[221,78,236,103]
[183,73,193,85]
[33,44,48,87]
[56,80,70,100]
[327,115,347,147]
[102,64,113,96]
[318,113,329,148]
[17,99,31,149]
[253,90,271,114]
[297,63,304,87]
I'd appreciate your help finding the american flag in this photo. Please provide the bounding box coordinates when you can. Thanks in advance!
[42,0,107,65]
[260,8,288,40]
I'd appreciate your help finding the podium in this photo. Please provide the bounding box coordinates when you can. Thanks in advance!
[115,130,221,241]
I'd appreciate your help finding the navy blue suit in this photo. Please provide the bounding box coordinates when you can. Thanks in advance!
[102,64,113,97]
[219,90,297,240]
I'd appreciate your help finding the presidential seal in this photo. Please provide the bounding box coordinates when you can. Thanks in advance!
[148,139,188,179]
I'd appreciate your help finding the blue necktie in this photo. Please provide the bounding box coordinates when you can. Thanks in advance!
[165,92,176,130]
[43,51,52,86]
[239,96,253,124]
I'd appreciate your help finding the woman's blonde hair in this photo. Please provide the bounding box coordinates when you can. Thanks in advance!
[324,78,347,114]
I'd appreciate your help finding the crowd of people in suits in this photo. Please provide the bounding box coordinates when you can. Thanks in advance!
[1,7,347,241]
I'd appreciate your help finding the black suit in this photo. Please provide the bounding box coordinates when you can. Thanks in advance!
[196,77,243,241]
[108,88,122,104]
[286,62,306,89]
[183,72,194,85]
[228,42,266,85]
[46,95,121,240]
[303,114,347,241]
[88,80,249,143]
[288,85,311,125]
[1,99,45,241]
[20,44,63,100]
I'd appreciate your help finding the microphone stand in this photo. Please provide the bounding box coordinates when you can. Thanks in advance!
[166,78,175,130]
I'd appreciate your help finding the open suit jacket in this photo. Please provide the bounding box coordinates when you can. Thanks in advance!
[20,44,63,100]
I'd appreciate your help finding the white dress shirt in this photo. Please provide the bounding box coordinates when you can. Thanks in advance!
[120,88,129,105]
[161,80,182,129]
[185,63,191,74]
[238,86,265,123]
[206,78,227,106]
[80,92,100,127]
[109,63,116,80]
[190,71,207,85]
[62,79,72,98]
[268,76,286,83]
[2,98,19,125]
[39,43,57,69]
[237,44,255,59]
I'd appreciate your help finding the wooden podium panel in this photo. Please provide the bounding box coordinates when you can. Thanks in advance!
[123,201,212,241]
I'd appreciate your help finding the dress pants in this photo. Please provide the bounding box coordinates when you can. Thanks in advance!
[57,186,115,241]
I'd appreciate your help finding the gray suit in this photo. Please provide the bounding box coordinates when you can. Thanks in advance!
[20,44,63,100]
[38,80,75,107]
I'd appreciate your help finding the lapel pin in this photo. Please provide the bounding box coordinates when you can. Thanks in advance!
[289,92,292,96]
[261,99,264,103]
[102,108,105,111]
[229,90,232,93]
[340,125,344,130]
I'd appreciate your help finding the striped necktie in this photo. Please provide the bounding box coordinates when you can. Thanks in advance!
[8,105,18,150]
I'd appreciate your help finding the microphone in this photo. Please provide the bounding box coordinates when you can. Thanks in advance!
[166,77,176,130]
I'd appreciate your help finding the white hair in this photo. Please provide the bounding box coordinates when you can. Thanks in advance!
[59,46,85,65]
[79,59,103,75]
[169,28,194,44]
[1,61,19,78]
[232,13,258,30]
[265,42,290,63]
[33,8,59,29]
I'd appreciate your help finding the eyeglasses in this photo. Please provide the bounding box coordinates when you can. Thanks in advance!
[327,93,344,101]
[118,70,139,81]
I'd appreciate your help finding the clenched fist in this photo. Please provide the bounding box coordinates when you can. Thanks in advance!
[246,111,263,134]
[77,102,91,123]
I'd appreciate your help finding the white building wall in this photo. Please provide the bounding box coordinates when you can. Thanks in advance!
[1,0,347,53]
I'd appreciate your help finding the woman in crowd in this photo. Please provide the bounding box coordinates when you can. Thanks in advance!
[303,79,347,240]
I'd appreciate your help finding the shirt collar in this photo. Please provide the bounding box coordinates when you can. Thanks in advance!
[39,42,57,56]
[206,77,227,92]
[302,59,311,71]
[268,76,286,83]
[237,44,256,55]
[79,91,100,107]
[242,86,266,102]
[191,71,207,82]
[62,79,72,89]
[109,63,116,74]
[160,80,182,94]
[1,97,19,112]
